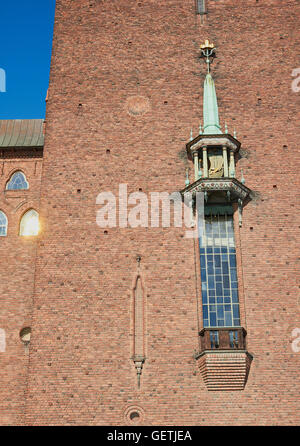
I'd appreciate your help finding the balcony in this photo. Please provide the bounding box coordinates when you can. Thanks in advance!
[195,327,253,391]
[199,327,247,352]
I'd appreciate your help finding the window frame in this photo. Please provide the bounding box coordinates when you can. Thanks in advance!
[199,206,241,328]
[19,209,39,237]
[6,171,29,191]
[0,210,8,236]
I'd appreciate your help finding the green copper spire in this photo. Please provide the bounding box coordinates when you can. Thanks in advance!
[203,73,222,135]
[200,40,222,135]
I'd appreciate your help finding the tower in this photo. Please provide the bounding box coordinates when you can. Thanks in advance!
[182,40,253,390]
[0,0,299,426]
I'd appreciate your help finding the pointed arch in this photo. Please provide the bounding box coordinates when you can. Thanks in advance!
[131,273,147,388]
[133,275,145,359]
[0,211,8,236]
[19,209,39,236]
[6,171,29,190]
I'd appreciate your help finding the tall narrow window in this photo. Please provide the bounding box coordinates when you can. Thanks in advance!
[195,0,207,15]
[0,211,8,236]
[199,206,240,328]
[6,171,29,190]
[19,209,39,236]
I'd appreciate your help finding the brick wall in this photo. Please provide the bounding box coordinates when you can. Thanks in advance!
[0,157,42,424]
[2,0,299,425]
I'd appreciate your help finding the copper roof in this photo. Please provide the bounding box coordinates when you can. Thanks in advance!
[0,119,44,148]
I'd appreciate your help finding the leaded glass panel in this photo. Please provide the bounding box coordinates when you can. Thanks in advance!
[199,209,240,328]
[6,171,29,190]
[0,211,7,236]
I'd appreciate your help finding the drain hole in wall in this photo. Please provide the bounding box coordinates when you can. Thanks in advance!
[129,411,140,421]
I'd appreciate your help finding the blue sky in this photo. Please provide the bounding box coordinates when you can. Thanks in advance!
[0,1,56,119]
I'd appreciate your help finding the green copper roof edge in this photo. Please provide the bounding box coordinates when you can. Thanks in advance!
[204,205,234,216]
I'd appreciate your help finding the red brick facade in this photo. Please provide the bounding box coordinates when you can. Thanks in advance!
[0,154,42,425]
[1,0,300,425]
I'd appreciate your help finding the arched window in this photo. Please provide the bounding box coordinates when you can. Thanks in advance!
[0,211,8,236]
[19,209,39,236]
[6,171,29,190]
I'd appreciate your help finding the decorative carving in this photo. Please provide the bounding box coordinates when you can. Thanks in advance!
[180,178,251,202]
[132,355,145,388]
[200,39,215,73]
[187,134,241,158]
[208,148,224,178]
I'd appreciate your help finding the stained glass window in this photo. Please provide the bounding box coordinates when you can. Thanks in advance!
[6,171,29,190]
[199,206,240,328]
[0,211,7,236]
[19,209,39,236]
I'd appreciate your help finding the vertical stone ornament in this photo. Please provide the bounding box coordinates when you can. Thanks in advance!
[132,268,146,388]
[229,149,236,178]
[223,146,229,177]
[203,146,208,178]
[194,152,199,181]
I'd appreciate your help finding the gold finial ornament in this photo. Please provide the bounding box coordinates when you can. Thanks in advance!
[200,39,215,50]
[200,39,216,73]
